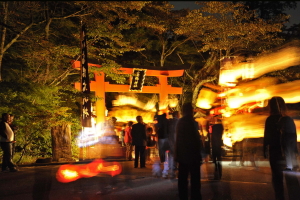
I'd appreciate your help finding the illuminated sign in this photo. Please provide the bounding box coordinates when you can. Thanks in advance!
[81,24,92,127]
[129,69,146,92]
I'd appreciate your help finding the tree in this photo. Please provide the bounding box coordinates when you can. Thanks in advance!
[118,1,192,68]
[0,80,80,163]
[77,1,149,83]
[0,1,151,163]
[0,1,92,81]
[175,1,288,105]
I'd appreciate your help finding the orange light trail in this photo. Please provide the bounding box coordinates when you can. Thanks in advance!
[56,159,122,183]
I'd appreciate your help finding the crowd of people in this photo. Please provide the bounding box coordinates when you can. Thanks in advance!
[111,96,299,200]
[1,96,298,200]
[110,102,226,200]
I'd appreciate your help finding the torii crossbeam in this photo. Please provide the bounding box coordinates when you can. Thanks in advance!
[72,60,185,124]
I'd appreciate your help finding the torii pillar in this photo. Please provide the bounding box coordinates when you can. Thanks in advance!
[72,61,184,124]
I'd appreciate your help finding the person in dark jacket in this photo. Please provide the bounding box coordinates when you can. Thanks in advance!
[168,111,179,178]
[264,96,298,200]
[175,103,203,200]
[131,116,147,168]
[211,116,224,180]
[155,112,170,178]
[0,113,18,172]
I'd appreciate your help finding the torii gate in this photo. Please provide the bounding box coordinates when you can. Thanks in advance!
[72,60,185,124]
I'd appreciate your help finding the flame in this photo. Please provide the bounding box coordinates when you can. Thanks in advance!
[56,159,122,183]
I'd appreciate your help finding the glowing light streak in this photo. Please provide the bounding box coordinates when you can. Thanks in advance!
[109,106,155,123]
[225,80,300,109]
[196,88,217,109]
[216,45,300,146]
[222,114,300,145]
[56,159,122,183]
[222,46,300,82]
[112,94,158,111]
[169,98,179,108]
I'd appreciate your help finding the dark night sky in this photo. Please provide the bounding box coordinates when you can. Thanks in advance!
[169,1,300,28]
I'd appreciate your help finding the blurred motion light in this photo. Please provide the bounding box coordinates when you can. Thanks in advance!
[169,98,178,108]
[242,62,255,80]
[196,88,217,109]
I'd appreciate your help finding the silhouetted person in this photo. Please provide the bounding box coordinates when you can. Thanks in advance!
[131,116,147,168]
[175,103,203,200]
[155,112,170,178]
[264,96,298,200]
[124,121,134,161]
[195,112,210,163]
[211,116,224,180]
[146,126,154,162]
[168,111,179,178]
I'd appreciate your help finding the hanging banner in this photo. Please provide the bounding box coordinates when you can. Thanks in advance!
[129,69,147,92]
[81,24,92,127]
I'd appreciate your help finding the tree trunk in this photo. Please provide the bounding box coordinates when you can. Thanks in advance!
[191,52,219,106]
[51,124,74,162]
[0,1,8,81]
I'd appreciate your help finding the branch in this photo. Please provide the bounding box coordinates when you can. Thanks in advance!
[3,20,47,53]
[51,9,90,20]
[138,51,156,66]
[164,37,191,59]
[184,69,194,81]
[177,53,184,64]
[49,67,75,86]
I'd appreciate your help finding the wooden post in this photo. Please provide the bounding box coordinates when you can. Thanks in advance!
[159,76,169,114]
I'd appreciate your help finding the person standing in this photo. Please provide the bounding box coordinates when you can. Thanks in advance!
[146,126,155,163]
[195,112,211,163]
[155,113,170,178]
[211,116,224,180]
[0,113,18,172]
[8,114,18,159]
[124,121,134,161]
[264,96,298,200]
[168,111,179,179]
[119,123,126,147]
[175,103,203,200]
[131,116,147,168]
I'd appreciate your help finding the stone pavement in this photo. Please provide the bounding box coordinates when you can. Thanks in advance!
[1,157,300,200]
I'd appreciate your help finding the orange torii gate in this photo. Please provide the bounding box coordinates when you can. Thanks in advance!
[72,60,185,124]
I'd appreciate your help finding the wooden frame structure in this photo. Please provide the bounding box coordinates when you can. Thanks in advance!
[72,60,185,124]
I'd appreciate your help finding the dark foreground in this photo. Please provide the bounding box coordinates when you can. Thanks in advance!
[0,158,300,200]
